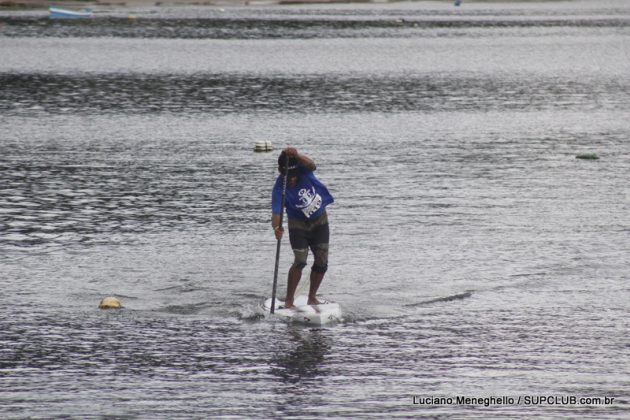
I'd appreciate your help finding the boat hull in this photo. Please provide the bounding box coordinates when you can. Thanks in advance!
[49,7,93,19]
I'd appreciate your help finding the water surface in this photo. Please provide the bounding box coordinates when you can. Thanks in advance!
[1,1,629,418]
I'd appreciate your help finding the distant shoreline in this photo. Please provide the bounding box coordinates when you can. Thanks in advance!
[0,0,581,11]
[3,0,247,9]
[3,0,394,10]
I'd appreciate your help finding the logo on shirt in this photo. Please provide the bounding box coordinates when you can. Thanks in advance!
[297,187,322,218]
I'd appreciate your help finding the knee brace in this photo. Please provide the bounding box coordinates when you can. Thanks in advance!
[312,263,328,273]
[292,261,307,270]
[292,248,308,270]
[311,243,328,274]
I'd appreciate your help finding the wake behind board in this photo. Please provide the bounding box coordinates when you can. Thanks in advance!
[263,295,341,326]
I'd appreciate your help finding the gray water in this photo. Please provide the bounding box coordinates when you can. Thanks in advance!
[1,0,629,418]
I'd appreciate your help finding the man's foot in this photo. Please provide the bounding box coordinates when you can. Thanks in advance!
[307,297,322,306]
[282,300,295,310]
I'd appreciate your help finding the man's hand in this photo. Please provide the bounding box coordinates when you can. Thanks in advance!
[274,226,284,241]
[284,146,316,171]
[284,147,298,157]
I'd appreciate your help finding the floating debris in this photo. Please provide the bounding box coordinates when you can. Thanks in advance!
[576,153,600,160]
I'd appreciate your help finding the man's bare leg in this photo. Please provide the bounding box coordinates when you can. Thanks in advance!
[308,271,324,305]
[284,265,302,309]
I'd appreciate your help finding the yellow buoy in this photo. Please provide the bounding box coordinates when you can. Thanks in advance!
[99,296,122,309]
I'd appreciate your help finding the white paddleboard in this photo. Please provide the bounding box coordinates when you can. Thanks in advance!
[263,295,341,326]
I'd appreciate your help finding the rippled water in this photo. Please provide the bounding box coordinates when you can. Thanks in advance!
[1,1,629,418]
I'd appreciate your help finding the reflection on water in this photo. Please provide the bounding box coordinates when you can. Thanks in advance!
[2,72,628,116]
[271,328,331,383]
[0,150,269,248]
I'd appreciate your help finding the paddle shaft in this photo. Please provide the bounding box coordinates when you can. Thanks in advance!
[270,154,289,314]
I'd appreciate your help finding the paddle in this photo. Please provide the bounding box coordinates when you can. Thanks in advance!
[270,152,289,314]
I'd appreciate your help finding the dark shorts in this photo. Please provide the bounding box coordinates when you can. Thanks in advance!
[288,210,329,271]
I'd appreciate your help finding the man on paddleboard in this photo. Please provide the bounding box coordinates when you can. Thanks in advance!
[271,147,334,309]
